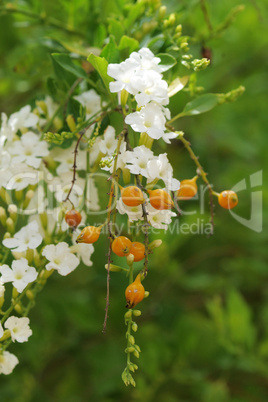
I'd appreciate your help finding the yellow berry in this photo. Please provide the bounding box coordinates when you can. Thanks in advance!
[76,226,101,244]
[148,189,174,210]
[125,274,145,309]
[121,186,145,207]
[177,176,198,200]
[218,190,238,209]
[112,236,132,257]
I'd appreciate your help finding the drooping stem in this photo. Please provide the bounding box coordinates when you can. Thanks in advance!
[102,128,127,333]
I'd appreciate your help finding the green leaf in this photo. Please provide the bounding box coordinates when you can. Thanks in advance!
[168,76,189,97]
[124,1,145,29]
[182,94,219,116]
[51,56,75,87]
[108,18,124,43]
[118,35,140,55]
[51,53,88,80]
[226,290,255,348]
[157,53,177,72]
[87,53,113,97]
[100,36,120,64]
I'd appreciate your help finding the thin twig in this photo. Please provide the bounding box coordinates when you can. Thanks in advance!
[166,126,215,235]
[63,122,96,205]
[200,0,213,33]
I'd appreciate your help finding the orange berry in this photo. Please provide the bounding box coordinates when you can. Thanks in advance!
[121,186,145,207]
[112,236,132,257]
[148,189,174,210]
[125,274,145,309]
[177,176,198,200]
[129,242,145,262]
[65,209,82,228]
[218,190,238,209]
[76,226,101,244]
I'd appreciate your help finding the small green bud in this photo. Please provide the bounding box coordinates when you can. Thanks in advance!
[15,190,23,202]
[126,253,134,266]
[176,24,182,33]
[36,100,47,114]
[14,303,23,314]
[3,232,11,240]
[159,5,166,19]
[132,322,138,332]
[66,115,76,132]
[133,350,140,359]
[135,345,141,353]
[6,217,15,234]
[26,290,35,300]
[125,346,135,353]
[144,291,150,298]
[169,13,176,25]
[8,204,17,221]
[0,329,11,342]
[128,335,135,345]
[104,264,128,272]
[124,310,132,319]
[133,310,141,317]
[0,207,7,226]
[148,239,162,251]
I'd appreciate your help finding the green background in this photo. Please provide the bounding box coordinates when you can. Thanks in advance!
[0,0,267,400]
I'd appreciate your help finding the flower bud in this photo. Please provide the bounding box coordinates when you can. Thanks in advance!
[3,232,11,240]
[6,217,15,234]
[8,204,17,221]
[66,115,76,132]
[124,310,132,319]
[133,310,142,317]
[132,322,138,332]
[126,253,135,266]
[0,329,11,342]
[159,5,166,19]
[0,207,7,226]
[148,239,162,250]
[14,303,23,314]
[128,335,135,345]
[26,290,35,300]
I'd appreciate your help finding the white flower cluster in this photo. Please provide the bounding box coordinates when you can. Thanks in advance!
[108,48,178,143]
[0,316,32,374]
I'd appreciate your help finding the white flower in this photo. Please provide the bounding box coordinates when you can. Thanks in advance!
[8,131,49,168]
[125,103,170,141]
[129,48,164,73]
[0,258,38,293]
[147,153,180,191]
[70,233,94,267]
[3,221,42,252]
[133,70,169,107]
[125,145,154,177]
[49,147,87,175]
[74,89,101,119]
[4,316,32,343]
[0,351,19,375]
[42,242,80,276]
[8,105,39,134]
[108,58,140,94]
[116,197,143,222]
[147,204,176,230]
[0,163,39,191]
[98,126,118,155]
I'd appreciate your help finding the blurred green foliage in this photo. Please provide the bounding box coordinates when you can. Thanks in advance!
[0,0,267,400]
